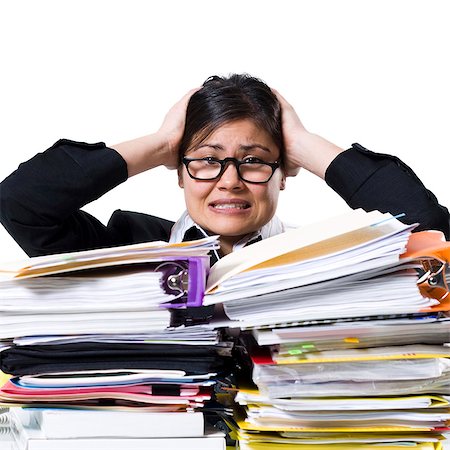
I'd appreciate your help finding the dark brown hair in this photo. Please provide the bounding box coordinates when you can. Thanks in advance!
[179,74,284,163]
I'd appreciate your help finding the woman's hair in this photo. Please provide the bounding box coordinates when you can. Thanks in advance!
[179,73,284,164]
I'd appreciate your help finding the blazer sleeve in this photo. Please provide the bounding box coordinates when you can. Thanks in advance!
[0,139,129,256]
[325,143,450,239]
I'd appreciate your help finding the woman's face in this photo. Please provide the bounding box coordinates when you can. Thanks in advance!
[179,119,285,248]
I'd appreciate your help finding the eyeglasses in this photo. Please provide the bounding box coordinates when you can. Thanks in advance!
[182,157,280,184]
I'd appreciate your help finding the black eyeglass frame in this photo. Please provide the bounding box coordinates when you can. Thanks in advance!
[181,157,280,184]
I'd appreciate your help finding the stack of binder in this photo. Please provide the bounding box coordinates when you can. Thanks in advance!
[2,208,450,449]
[0,237,229,450]
[0,236,219,338]
[203,209,450,449]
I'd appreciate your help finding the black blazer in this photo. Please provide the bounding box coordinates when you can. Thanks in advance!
[1,139,448,257]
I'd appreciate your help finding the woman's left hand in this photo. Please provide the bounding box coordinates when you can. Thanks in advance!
[273,89,308,177]
[274,89,345,180]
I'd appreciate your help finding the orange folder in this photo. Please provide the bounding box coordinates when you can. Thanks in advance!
[403,231,450,310]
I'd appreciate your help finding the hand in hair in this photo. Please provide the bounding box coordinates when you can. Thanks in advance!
[273,89,344,180]
[111,88,199,177]
[156,88,200,169]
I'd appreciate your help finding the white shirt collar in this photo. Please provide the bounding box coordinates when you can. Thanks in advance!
[169,210,287,251]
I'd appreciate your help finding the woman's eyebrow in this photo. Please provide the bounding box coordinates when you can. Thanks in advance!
[195,144,272,152]
[240,144,271,153]
[195,144,223,151]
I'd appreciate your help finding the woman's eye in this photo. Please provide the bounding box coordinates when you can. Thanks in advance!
[243,156,264,163]
[204,157,219,165]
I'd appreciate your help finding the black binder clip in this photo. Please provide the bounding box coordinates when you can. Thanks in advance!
[417,258,449,301]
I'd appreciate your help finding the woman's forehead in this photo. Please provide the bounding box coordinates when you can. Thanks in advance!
[187,119,278,154]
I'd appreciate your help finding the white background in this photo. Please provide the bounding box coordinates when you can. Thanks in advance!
[0,3,450,447]
[0,0,449,262]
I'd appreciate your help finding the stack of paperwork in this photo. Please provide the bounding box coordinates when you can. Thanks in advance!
[204,209,450,449]
[0,236,228,450]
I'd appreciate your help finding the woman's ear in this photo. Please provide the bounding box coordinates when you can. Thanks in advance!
[178,167,184,188]
[280,174,286,191]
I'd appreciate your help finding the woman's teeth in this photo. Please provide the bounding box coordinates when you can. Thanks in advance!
[213,203,248,209]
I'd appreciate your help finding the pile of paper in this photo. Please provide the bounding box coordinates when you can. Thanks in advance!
[0,237,229,450]
[2,208,450,449]
[204,210,437,324]
[204,210,450,449]
[0,236,219,338]
[232,340,450,449]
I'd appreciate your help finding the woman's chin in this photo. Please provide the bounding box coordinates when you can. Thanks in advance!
[193,210,262,238]
[205,222,258,239]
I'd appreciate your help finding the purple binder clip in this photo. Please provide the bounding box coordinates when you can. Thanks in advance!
[157,256,210,308]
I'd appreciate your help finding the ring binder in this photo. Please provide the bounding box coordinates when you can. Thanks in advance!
[417,259,449,302]
[403,231,450,305]
[0,411,9,425]
[156,256,210,308]
[166,268,189,293]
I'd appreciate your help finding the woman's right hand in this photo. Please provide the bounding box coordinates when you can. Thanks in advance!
[156,87,200,170]
[111,88,199,177]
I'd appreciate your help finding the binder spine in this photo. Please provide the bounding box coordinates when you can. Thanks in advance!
[186,257,209,308]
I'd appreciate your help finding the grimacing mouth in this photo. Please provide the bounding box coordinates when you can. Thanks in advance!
[209,201,251,210]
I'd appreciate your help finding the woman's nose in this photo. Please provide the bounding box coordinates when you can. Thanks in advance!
[217,161,244,189]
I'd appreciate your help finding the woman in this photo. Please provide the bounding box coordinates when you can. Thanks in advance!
[0,74,449,260]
